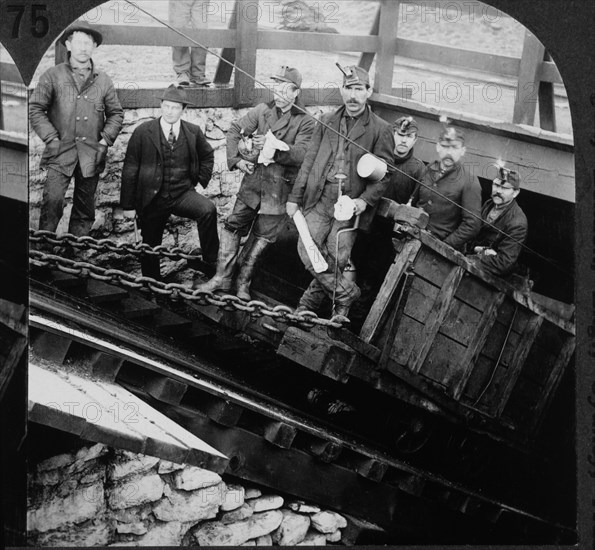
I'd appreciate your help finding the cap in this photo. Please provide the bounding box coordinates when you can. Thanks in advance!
[157,84,195,106]
[438,116,465,144]
[494,163,520,189]
[60,21,103,46]
[337,64,370,87]
[393,115,419,135]
[271,66,302,88]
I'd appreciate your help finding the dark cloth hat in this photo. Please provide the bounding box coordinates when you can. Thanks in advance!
[60,21,103,46]
[393,115,419,135]
[337,64,370,87]
[271,66,302,88]
[438,116,465,144]
[157,85,194,106]
[495,163,520,189]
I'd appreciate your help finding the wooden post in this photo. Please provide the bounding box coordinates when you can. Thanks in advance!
[538,51,557,132]
[373,0,399,95]
[358,3,381,71]
[233,0,258,108]
[54,40,67,65]
[213,0,238,85]
[512,29,545,126]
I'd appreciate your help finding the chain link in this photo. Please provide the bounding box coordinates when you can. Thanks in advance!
[30,249,345,330]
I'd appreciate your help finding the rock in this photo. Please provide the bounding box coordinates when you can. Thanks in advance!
[298,531,327,545]
[157,459,185,474]
[134,521,186,546]
[241,541,256,546]
[193,510,283,546]
[35,520,110,547]
[116,522,147,535]
[272,510,311,545]
[28,481,105,532]
[153,482,224,522]
[255,534,273,545]
[112,504,152,524]
[288,501,321,514]
[172,465,221,491]
[220,503,254,524]
[221,484,245,511]
[244,487,262,500]
[310,510,347,533]
[109,452,160,481]
[35,469,61,486]
[248,495,284,512]
[37,452,75,472]
[81,468,106,485]
[75,443,108,463]
[108,473,165,510]
[326,530,342,542]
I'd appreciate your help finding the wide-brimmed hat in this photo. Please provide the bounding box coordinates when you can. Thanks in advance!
[60,21,103,46]
[271,66,302,88]
[157,85,195,106]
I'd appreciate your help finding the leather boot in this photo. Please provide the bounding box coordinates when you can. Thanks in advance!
[236,235,270,301]
[332,284,361,319]
[193,228,240,293]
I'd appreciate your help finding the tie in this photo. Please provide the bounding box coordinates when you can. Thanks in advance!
[168,125,175,147]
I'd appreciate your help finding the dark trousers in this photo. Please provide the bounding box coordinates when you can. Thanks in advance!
[138,189,219,279]
[225,199,286,242]
[39,165,99,236]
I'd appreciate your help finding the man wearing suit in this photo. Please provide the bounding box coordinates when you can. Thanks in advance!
[120,85,217,280]
[286,65,394,318]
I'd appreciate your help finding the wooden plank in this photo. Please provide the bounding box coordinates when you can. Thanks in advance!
[115,85,235,109]
[436,298,482,347]
[30,331,71,363]
[513,29,545,125]
[233,1,258,107]
[358,3,381,70]
[91,352,124,382]
[308,439,343,463]
[152,309,192,334]
[538,51,556,131]
[76,279,128,304]
[145,376,188,405]
[200,397,244,427]
[354,458,388,483]
[449,291,507,399]
[277,326,333,372]
[112,295,161,320]
[258,30,379,53]
[418,333,466,386]
[51,271,87,290]
[360,238,421,343]
[408,265,465,374]
[538,60,563,84]
[386,314,424,367]
[374,0,400,95]
[264,421,297,449]
[0,62,23,84]
[213,0,238,84]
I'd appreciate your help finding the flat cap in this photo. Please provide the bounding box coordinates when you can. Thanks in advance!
[271,66,302,88]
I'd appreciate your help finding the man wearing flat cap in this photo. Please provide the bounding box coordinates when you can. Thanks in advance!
[120,85,217,280]
[196,66,314,299]
[30,20,124,237]
[286,64,394,318]
[467,163,528,277]
[414,119,481,251]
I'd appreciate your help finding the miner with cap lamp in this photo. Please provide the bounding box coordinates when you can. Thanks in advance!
[30,20,123,237]
[467,164,528,277]
[195,66,314,299]
[120,85,217,280]
[414,119,481,250]
[286,64,394,319]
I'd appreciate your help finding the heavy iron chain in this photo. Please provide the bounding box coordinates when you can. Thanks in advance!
[29,250,345,331]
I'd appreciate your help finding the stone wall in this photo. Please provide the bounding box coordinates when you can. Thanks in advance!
[29,105,332,279]
[28,443,350,547]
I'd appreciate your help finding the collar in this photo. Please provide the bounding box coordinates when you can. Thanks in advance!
[66,56,97,75]
[160,117,182,139]
[266,100,302,116]
[394,147,414,164]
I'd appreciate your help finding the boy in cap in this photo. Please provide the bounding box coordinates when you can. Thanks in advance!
[30,21,123,237]
[286,65,394,319]
[468,163,528,277]
[195,66,314,299]
[120,85,217,280]
[415,118,481,251]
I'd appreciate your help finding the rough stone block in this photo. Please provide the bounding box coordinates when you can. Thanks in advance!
[157,459,185,474]
[248,495,284,512]
[311,510,347,533]
[326,529,342,542]
[244,487,262,500]
[109,453,160,481]
[272,510,311,546]
[221,484,245,512]
[108,474,165,510]
[153,482,224,522]
[220,503,254,524]
[193,510,283,546]
[116,521,148,535]
[134,521,186,546]
[172,465,222,491]
[255,534,272,545]
[297,531,328,546]
[35,520,111,547]
[37,452,75,472]
[288,501,321,514]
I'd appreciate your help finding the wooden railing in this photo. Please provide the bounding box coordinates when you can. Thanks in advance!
[52,0,563,131]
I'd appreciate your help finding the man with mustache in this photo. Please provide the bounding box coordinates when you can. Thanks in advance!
[467,164,528,277]
[415,121,481,251]
[286,65,394,319]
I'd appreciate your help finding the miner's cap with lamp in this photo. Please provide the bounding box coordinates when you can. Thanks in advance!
[393,115,419,136]
[336,63,370,87]
[271,66,302,88]
[494,162,520,189]
[438,115,465,145]
[60,20,103,46]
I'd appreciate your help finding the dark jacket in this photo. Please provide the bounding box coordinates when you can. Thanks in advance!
[415,160,481,250]
[471,198,528,276]
[29,60,124,178]
[120,118,214,212]
[384,149,425,203]
[227,100,315,215]
[288,104,395,231]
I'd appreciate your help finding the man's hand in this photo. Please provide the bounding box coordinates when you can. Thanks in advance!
[237,159,255,175]
[252,134,266,150]
[123,209,136,219]
[286,202,299,218]
[353,198,367,215]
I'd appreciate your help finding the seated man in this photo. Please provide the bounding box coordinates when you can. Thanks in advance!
[415,119,481,251]
[468,163,528,277]
[120,85,217,280]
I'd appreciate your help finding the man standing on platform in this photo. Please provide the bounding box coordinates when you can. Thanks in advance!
[30,21,123,237]
[120,85,217,280]
[286,65,394,319]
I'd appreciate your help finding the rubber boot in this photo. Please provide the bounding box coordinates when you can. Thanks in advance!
[236,235,270,301]
[193,228,240,293]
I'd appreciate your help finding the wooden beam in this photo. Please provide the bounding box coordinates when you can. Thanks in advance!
[233,0,258,107]
[374,0,400,95]
[257,30,379,53]
[214,0,238,85]
[358,3,381,70]
[513,30,545,125]
[538,52,557,132]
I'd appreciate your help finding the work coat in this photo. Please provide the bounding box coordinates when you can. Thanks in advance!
[29,60,123,178]
[288,104,394,231]
[120,118,214,212]
[227,100,315,215]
